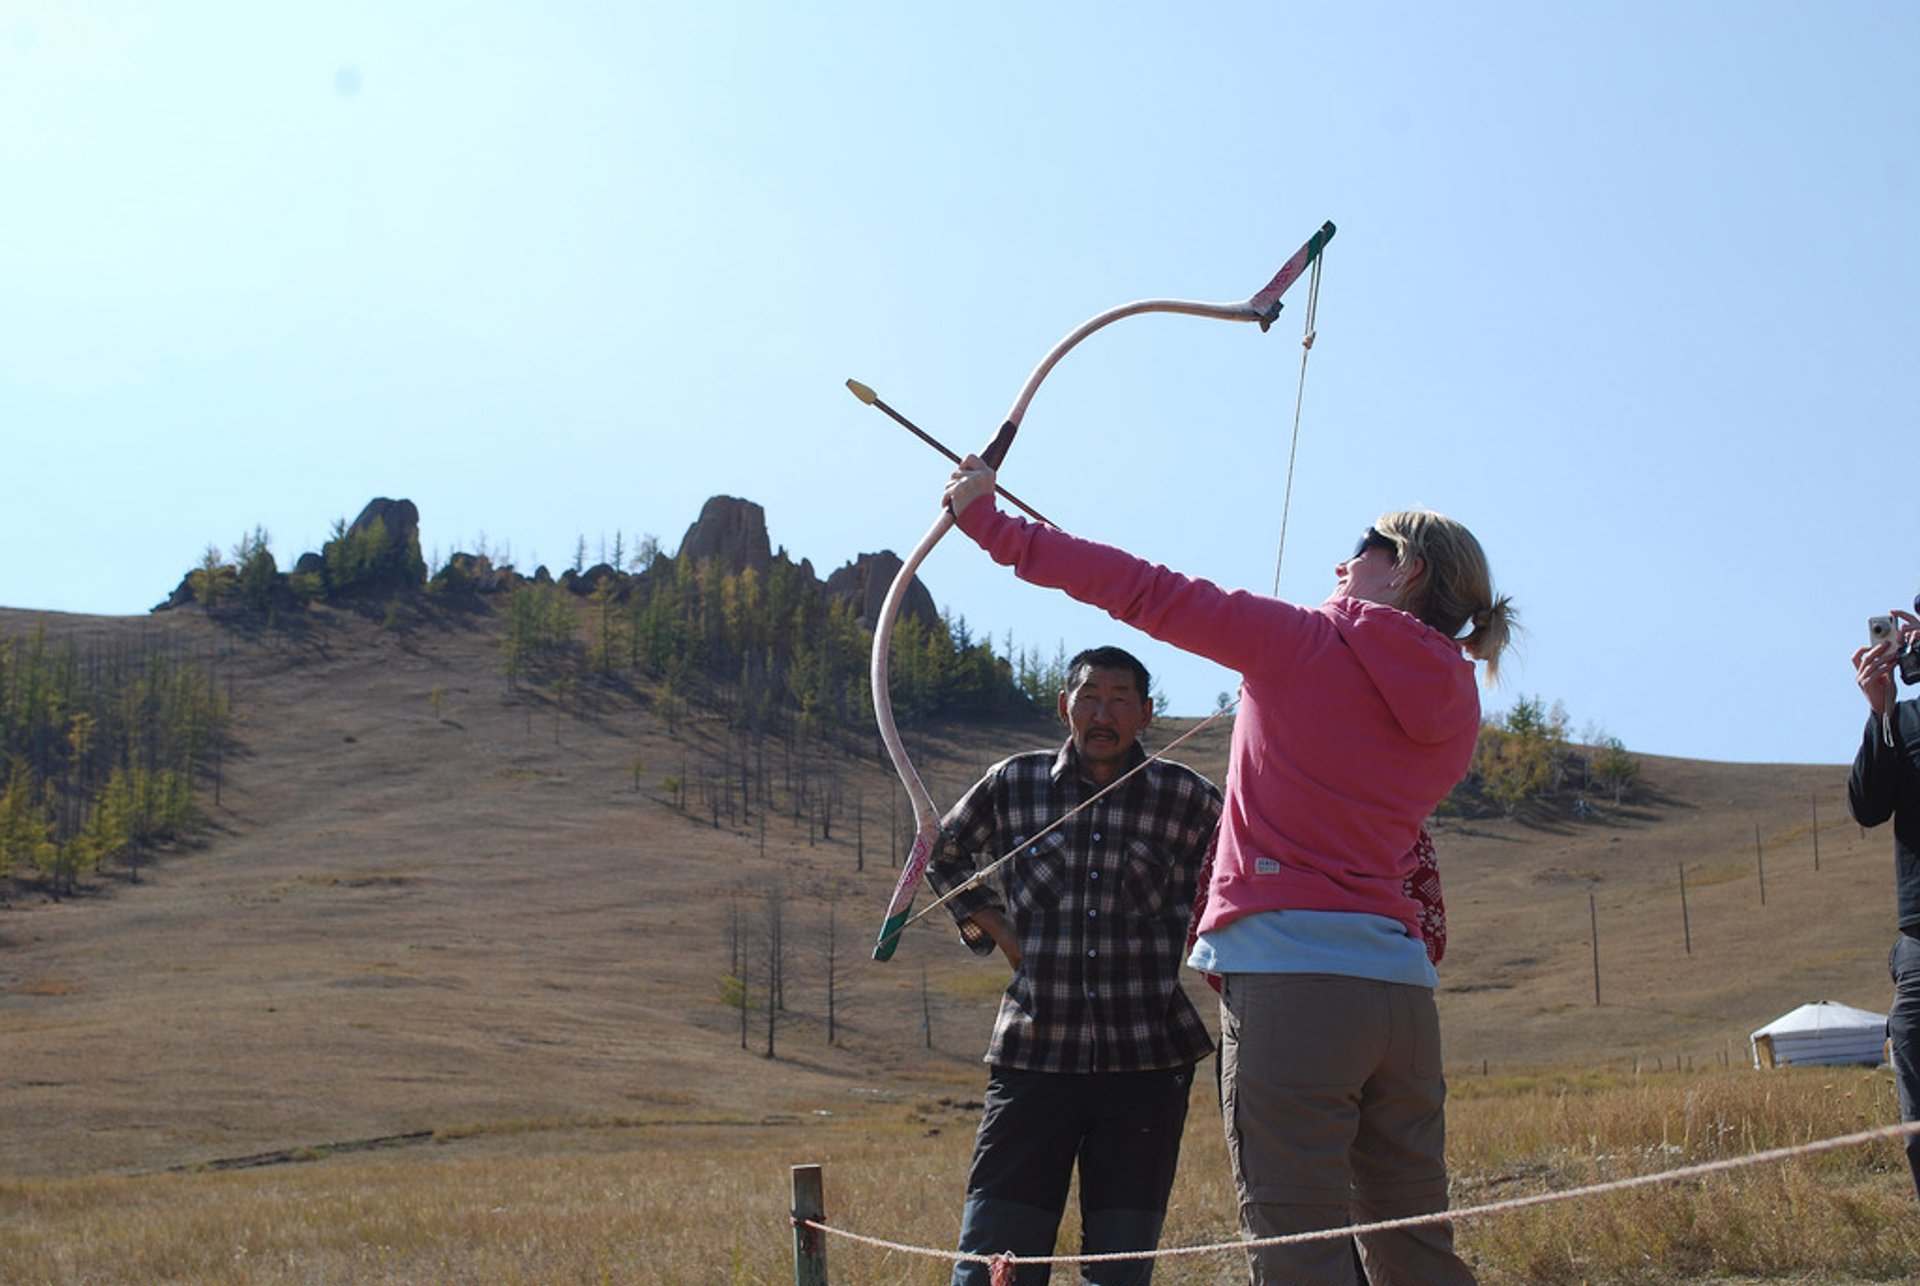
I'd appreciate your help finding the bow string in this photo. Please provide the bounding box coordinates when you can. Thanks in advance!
[864,220,1336,960]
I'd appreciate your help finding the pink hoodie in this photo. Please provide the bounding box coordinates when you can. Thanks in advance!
[956,499,1481,939]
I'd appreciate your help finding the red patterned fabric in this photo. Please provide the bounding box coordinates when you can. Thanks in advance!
[1403,825,1445,964]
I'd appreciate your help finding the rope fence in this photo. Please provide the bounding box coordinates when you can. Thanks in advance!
[791,1118,1920,1283]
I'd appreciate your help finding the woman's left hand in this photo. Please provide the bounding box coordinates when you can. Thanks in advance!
[943,454,997,518]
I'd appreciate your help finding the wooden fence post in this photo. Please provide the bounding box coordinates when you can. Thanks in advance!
[1679,860,1692,955]
[1590,893,1602,1006]
[1811,795,1821,871]
[792,1163,828,1285]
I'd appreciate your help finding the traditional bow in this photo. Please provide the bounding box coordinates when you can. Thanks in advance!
[864,221,1336,960]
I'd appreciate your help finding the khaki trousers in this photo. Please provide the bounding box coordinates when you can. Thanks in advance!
[1219,972,1474,1286]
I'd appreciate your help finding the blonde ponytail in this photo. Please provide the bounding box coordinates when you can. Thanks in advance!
[1375,509,1515,685]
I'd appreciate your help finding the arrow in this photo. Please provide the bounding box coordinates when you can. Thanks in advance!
[846,379,1055,527]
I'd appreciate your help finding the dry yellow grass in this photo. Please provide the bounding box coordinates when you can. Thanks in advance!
[1447,1068,1920,1283]
[3,1071,1917,1283]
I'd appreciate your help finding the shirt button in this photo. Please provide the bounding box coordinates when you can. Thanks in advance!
[1092,832,1103,842]
[1087,949,1097,958]
[1087,909,1098,919]
[1089,870,1100,880]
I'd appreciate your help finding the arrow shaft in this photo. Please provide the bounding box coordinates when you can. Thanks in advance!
[865,393,1056,527]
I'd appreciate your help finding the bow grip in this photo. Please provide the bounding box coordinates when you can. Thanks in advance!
[979,420,1019,470]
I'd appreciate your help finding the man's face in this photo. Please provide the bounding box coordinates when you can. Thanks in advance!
[1058,664,1152,776]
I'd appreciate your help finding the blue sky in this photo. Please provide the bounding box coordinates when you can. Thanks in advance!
[2,2,1914,766]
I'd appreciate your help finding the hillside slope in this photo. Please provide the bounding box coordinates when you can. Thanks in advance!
[0,605,1889,1180]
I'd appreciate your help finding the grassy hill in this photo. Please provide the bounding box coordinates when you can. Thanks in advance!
[0,601,1890,1187]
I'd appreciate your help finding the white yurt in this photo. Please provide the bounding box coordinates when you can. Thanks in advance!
[1749,1000,1888,1069]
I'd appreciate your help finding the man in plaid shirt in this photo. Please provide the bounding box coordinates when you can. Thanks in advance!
[927,645,1222,1286]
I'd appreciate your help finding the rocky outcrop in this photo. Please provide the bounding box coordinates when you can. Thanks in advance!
[676,496,771,578]
[153,495,943,640]
[155,575,196,612]
[824,551,940,635]
[346,498,420,553]
[320,496,426,595]
[561,563,624,597]
[431,552,513,597]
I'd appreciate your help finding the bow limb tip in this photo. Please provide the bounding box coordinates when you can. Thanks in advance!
[846,378,878,405]
[871,908,911,961]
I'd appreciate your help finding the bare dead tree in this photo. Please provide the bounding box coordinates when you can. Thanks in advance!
[921,961,934,1049]
[757,734,769,812]
[739,729,752,824]
[736,956,751,1050]
[764,882,787,1059]
[853,792,865,873]
[728,893,742,978]
[824,892,840,1046]
[819,761,837,841]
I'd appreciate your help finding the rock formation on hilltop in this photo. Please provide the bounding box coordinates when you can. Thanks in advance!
[677,496,939,635]
[823,551,940,635]
[347,498,421,553]
[320,497,427,596]
[676,496,772,578]
[156,493,942,638]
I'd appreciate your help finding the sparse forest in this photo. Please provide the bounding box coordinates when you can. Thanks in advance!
[0,626,222,898]
[1450,693,1642,821]
[181,514,1067,745]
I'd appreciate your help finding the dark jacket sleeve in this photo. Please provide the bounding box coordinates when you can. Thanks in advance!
[1851,708,1910,828]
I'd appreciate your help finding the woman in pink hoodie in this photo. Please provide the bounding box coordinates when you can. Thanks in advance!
[943,460,1512,1286]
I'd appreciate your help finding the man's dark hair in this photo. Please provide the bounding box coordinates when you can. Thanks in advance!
[1065,646,1151,702]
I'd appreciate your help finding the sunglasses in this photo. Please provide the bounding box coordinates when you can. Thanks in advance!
[1352,527,1398,561]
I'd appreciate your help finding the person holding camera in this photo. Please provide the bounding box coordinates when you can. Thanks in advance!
[1849,603,1920,1203]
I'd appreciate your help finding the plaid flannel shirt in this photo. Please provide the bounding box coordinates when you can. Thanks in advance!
[925,739,1222,1073]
